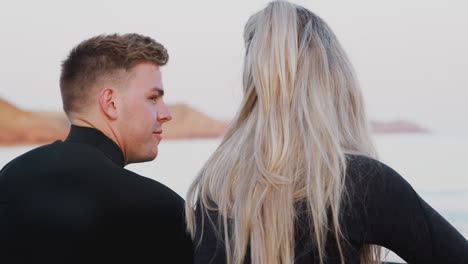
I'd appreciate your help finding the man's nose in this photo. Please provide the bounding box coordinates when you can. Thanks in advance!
[157,102,172,123]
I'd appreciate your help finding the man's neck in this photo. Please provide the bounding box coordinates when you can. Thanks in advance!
[71,118,128,165]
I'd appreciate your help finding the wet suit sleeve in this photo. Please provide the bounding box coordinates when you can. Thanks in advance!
[358,159,468,263]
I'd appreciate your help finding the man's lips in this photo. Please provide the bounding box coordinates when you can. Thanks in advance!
[153,130,163,140]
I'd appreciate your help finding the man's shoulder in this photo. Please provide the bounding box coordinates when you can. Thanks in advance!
[1,140,110,169]
[1,140,63,172]
[120,168,184,203]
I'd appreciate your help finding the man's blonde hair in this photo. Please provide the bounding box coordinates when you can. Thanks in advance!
[60,33,168,115]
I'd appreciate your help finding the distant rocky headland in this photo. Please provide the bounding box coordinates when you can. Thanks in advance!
[0,98,427,146]
[370,120,428,134]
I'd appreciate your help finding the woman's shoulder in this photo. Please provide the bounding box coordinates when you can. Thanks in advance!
[345,154,389,172]
[343,154,411,203]
[344,154,398,183]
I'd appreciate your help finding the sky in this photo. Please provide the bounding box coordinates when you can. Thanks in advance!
[0,0,467,135]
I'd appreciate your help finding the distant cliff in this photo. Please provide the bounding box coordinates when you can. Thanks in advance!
[0,98,229,145]
[370,120,428,134]
[0,99,68,145]
[0,98,427,146]
[164,104,228,139]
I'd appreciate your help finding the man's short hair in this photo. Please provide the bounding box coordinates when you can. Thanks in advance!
[60,33,168,115]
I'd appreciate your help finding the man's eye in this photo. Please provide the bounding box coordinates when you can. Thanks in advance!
[150,96,159,101]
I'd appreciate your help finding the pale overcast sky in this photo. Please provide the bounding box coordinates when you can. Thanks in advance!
[0,0,467,135]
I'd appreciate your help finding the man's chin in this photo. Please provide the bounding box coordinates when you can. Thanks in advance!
[149,148,158,161]
[128,151,158,165]
[143,152,158,162]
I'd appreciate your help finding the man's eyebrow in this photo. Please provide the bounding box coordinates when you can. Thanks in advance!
[150,87,164,96]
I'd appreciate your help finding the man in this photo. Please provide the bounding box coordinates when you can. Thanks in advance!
[0,34,193,263]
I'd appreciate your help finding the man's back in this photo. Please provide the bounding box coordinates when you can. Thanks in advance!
[0,126,193,263]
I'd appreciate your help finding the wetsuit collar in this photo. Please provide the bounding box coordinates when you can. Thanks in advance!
[65,125,125,167]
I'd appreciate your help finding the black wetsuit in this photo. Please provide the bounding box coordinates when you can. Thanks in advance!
[0,125,193,263]
[193,155,468,263]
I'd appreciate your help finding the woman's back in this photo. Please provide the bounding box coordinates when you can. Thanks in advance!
[193,155,468,263]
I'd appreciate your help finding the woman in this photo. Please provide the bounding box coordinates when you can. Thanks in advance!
[185,1,468,263]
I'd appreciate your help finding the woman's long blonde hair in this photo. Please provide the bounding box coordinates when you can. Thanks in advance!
[186,1,381,263]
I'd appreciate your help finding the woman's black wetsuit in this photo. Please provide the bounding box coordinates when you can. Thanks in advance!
[194,155,468,263]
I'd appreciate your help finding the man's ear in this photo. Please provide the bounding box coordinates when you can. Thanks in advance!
[98,88,118,120]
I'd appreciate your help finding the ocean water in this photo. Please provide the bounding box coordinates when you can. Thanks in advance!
[1,134,467,262]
